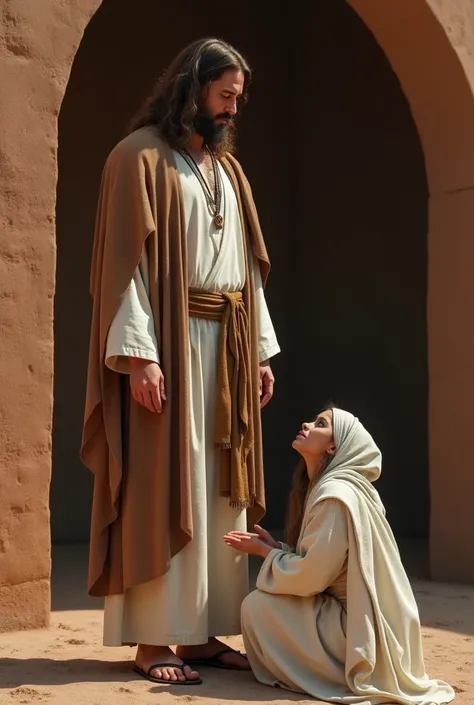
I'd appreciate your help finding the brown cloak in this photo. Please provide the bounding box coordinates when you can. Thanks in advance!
[80,126,271,597]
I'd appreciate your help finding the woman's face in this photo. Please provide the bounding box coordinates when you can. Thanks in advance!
[292,409,336,476]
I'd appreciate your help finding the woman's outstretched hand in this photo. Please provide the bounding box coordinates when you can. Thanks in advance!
[224,525,282,557]
[224,530,271,557]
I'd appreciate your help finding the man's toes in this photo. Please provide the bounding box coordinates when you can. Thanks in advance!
[166,667,178,681]
[158,667,174,681]
[146,663,198,682]
[175,667,186,682]
[183,665,200,681]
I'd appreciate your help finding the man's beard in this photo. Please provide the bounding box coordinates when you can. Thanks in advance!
[193,109,234,148]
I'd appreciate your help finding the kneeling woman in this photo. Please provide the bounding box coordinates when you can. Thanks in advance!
[224,407,455,705]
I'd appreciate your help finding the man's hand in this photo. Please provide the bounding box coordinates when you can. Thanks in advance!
[259,359,275,409]
[129,358,166,413]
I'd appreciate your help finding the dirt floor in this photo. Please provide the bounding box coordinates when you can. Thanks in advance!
[0,545,472,704]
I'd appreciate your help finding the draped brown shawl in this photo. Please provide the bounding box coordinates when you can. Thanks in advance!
[80,126,271,597]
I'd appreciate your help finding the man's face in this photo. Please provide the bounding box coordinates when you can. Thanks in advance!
[194,69,244,145]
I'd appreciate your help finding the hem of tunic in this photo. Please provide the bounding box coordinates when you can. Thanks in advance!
[103,625,242,648]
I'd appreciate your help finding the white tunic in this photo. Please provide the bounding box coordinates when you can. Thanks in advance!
[102,152,280,646]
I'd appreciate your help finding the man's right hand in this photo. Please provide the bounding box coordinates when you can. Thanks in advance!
[129,358,166,413]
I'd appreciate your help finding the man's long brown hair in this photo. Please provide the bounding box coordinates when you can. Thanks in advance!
[127,37,251,157]
[285,404,335,548]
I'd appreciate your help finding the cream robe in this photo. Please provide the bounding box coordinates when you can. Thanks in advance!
[102,152,280,646]
[242,499,352,698]
[241,409,455,705]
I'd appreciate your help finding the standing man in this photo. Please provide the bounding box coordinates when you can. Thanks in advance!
[81,37,280,685]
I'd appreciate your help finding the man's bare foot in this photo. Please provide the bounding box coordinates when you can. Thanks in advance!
[176,637,250,670]
[135,644,201,683]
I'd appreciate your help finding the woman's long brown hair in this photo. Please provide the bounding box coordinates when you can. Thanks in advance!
[285,404,335,548]
[285,457,311,548]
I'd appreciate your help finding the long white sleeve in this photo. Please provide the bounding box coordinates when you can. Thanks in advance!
[253,257,280,362]
[105,250,280,372]
[256,499,349,598]
[105,247,160,374]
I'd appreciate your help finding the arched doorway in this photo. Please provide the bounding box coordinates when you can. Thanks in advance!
[51,0,428,547]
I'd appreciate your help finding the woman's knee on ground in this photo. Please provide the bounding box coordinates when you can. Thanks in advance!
[241,589,266,627]
[241,589,281,629]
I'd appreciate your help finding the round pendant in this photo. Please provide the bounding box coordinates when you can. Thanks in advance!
[214,213,224,230]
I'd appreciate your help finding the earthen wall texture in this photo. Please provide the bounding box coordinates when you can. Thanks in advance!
[0,0,98,631]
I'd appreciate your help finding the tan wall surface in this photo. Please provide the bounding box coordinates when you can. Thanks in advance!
[0,0,100,631]
[428,190,474,582]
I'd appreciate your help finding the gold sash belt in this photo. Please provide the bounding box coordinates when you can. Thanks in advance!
[188,289,254,508]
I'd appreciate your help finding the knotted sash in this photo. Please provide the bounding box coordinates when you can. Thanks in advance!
[188,288,254,508]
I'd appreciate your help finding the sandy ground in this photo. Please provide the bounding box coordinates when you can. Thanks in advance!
[0,545,472,705]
